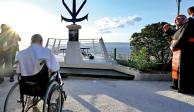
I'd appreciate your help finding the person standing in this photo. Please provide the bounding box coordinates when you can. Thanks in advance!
[0,24,21,82]
[0,25,6,83]
[188,6,194,19]
[163,14,194,93]
[163,15,186,90]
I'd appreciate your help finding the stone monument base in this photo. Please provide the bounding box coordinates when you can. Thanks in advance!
[65,41,82,64]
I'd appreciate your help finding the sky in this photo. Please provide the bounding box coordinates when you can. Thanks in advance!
[0,0,193,49]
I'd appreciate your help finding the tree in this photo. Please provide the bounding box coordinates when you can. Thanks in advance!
[130,22,173,68]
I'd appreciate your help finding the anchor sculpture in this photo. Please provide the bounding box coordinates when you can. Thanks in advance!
[61,0,88,64]
[61,0,88,24]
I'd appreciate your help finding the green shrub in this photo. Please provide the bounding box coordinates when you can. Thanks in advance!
[116,59,129,66]
[130,47,150,70]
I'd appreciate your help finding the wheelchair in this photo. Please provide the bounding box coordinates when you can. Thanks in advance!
[3,64,66,112]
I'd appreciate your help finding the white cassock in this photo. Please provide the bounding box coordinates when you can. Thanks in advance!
[16,44,60,76]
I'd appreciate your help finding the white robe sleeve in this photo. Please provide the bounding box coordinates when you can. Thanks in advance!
[46,50,60,72]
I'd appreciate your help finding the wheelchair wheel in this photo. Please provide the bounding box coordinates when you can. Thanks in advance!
[4,82,30,112]
[43,81,63,112]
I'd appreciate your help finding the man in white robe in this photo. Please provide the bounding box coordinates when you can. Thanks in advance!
[16,34,60,77]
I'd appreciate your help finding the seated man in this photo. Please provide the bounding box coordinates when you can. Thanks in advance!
[16,34,62,96]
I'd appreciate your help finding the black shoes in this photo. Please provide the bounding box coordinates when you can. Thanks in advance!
[9,76,14,82]
[178,89,194,94]
[0,77,4,84]
[170,85,178,90]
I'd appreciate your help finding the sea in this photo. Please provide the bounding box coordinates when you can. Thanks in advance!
[80,42,131,60]
[46,39,131,61]
[105,42,131,60]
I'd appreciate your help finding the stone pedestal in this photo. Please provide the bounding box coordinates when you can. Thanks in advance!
[65,24,82,64]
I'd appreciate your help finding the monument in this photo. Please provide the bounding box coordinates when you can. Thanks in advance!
[61,0,88,64]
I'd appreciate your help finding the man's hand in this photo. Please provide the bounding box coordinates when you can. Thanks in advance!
[163,24,170,32]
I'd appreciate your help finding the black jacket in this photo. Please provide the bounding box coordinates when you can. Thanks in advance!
[169,18,194,49]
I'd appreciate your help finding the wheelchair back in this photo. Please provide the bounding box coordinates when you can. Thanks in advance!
[18,64,58,97]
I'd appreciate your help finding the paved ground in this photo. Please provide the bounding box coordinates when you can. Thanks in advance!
[0,77,194,112]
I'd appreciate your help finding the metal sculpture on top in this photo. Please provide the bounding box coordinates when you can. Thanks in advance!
[61,0,88,24]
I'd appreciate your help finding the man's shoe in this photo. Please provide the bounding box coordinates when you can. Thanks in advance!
[0,78,4,84]
[170,85,178,90]
[10,77,14,82]
[178,89,194,94]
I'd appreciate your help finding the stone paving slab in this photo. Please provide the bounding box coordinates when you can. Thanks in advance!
[1,77,194,112]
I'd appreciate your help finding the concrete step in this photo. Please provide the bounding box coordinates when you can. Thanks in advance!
[60,67,134,80]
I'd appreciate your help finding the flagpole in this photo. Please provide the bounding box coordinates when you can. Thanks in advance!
[176,0,181,29]
[176,0,181,15]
